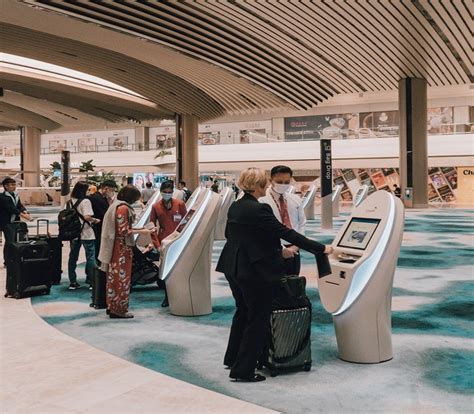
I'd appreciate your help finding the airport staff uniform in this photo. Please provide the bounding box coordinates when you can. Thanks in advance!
[149,198,187,247]
[260,188,306,275]
[216,193,325,380]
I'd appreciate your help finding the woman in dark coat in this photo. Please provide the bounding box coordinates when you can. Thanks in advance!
[216,168,333,382]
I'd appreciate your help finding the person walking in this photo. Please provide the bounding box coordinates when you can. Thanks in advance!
[141,182,156,206]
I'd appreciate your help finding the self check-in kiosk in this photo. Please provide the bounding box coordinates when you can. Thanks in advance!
[332,184,343,217]
[185,186,203,210]
[301,180,318,220]
[159,188,221,316]
[214,187,233,240]
[353,185,369,208]
[319,191,404,363]
[134,190,162,246]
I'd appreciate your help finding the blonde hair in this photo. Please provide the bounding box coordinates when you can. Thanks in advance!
[237,168,268,193]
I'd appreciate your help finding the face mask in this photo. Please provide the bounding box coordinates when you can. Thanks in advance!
[162,193,173,201]
[273,183,290,194]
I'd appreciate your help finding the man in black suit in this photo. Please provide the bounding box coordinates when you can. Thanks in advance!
[0,177,32,262]
[216,168,332,382]
[88,180,117,260]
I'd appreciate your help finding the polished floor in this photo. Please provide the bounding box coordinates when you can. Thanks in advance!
[2,207,473,413]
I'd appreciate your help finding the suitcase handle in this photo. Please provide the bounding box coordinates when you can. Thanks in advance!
[11,221,28,242]
[36,219,50,237]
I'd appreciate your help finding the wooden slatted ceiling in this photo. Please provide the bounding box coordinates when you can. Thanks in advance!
[13,0,474,118]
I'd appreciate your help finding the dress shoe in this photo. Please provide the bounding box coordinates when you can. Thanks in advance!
[230,374,266,383]
[109,312,134,319]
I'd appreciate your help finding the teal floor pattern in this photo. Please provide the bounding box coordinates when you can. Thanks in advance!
[32,208,474,413]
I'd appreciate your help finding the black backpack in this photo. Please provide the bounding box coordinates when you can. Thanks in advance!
[183,189,192,201]
[57,199,86,241]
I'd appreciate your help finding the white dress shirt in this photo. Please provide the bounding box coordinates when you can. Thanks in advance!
[259,188,306,237]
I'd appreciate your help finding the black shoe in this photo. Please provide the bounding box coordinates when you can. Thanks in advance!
[230,374,266,383]
[109,312,134,319]
[106,309,111,315]
[68,282,80,290]
[161,297,169,307]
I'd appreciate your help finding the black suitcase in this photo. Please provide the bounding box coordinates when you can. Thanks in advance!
[90,268,107,309]
[260,276,312,376]
[4,236,52,299]
[29,219,63,285]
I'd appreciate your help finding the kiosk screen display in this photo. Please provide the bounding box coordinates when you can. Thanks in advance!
[175,209,195,233]
[337,217,380,250]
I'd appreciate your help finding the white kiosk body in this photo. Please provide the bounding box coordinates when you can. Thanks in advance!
[159,189,221,316]
[186,186,203,210]
[134,190,162,246]
[332,184,343,217]
[319,191,404,363]
[214,187,233,240]
[353,185,369,208]
[301,180,318,220]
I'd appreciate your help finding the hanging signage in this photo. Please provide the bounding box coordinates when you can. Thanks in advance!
[320,139,332,198]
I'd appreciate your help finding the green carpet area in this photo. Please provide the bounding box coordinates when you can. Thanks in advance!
[32,209,474,413]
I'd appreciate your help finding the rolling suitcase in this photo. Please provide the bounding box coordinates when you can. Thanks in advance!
[90,267,107,309]
[260,275,312,376]
[29,219,63,285]
[4,233,52,299]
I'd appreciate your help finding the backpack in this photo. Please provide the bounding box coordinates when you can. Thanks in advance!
[183,189,192,202]
[57,199,86,241]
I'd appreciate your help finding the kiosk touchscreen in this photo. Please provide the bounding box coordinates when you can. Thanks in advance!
[353,185,369,208]
[214,187,233,240]
[332,184,343,217]
[159,188,221,316]
[319,190,404,363]
[301,179,318,220]
[134,190,162,247]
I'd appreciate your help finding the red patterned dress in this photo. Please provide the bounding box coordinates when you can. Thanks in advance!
[106,204,133,315]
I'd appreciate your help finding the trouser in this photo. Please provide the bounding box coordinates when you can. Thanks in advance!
[68,239,96,284]
[1,224,16,264]
[225,277,274,378]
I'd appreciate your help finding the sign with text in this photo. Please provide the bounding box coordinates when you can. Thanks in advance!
[320,139,332,198]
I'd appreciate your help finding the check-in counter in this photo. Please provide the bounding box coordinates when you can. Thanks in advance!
[332,184,343,217]
[353,184,369,208]
[301,179,318,220]
[319,191,404,363]
[159,188,221,316]
[214,187,233,240]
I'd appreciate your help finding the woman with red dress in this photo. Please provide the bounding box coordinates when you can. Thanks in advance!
[98,185,155,319]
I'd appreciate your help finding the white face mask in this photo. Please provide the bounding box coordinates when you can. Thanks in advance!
[161,193,173,201]
[272,183,290,194]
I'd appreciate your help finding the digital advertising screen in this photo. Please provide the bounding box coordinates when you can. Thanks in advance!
[337,217,381,251]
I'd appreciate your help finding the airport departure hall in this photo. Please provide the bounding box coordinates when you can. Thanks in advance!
[0,1,473,413]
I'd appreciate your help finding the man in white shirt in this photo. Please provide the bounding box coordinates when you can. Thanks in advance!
[259,165,306,275]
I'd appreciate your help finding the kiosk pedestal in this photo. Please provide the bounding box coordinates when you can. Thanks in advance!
[159,189,221,316]
[319,191,404,363]
[302,179,318,220]
[332,184,343,217]
[214,187,233,240]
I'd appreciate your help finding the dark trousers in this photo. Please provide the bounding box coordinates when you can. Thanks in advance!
[284,253,301,276]
[1,224,16,264]
[225,276,274,378]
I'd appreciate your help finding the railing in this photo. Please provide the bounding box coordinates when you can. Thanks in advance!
[0,123,472,157]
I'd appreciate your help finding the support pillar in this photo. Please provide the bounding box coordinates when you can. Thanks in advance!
[399,78,428,208]
[176,114,199,190]
[135,126,150,151]
[22,126,41,187]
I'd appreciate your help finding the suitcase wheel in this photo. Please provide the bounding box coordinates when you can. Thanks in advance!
[14,293,21,299]
[303,363,311,372]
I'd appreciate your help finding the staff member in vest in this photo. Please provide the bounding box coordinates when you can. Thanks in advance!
[216,168,333,383]
[259,165,305,276]
[0,177,32,262]
[149,180,187,247]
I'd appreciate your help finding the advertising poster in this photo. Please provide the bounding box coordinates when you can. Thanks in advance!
[108,136,128,151]
[133,173,146,190]
[370,169,387,189]
[430,172,447,189]
[78,137,96,152]
[49,140,68,153]
[198,132,220,145]
[239,129,267,144]
[359,111,399,138]
[285,113,358,141]
[428,183,439,201]
[438,185,455,202]
[427,107,453,134]
[156,134,176,149]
